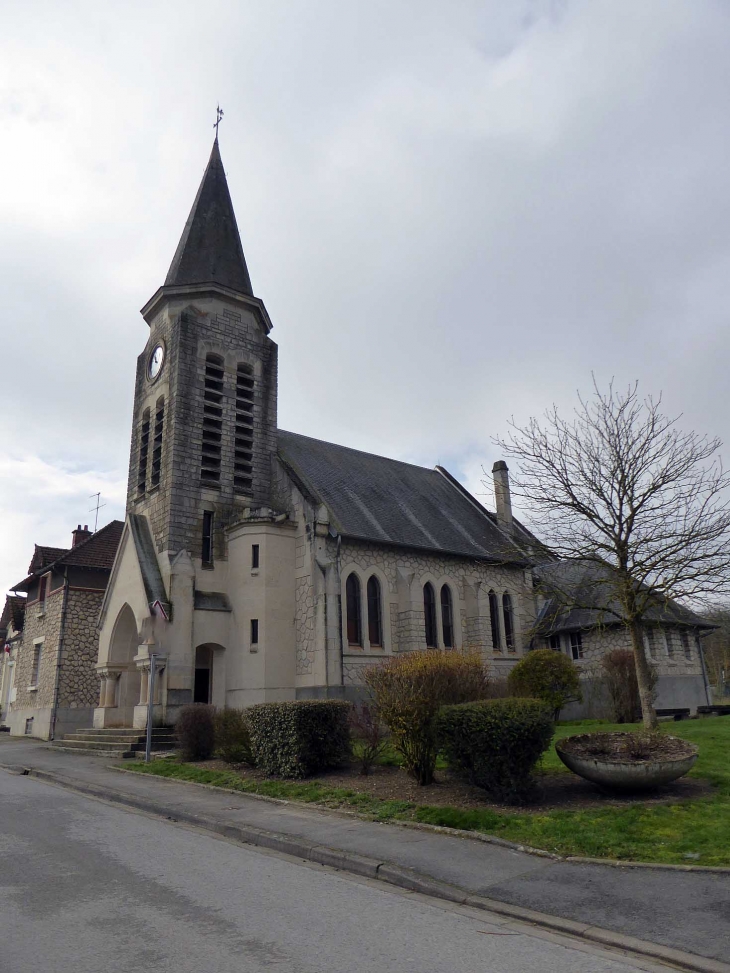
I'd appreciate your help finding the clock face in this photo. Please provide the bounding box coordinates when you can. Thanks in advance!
[148,344,164,381]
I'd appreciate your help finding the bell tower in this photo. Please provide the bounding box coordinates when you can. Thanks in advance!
[127,138,278,560]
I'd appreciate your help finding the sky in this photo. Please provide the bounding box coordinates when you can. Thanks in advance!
[2,0,730,596]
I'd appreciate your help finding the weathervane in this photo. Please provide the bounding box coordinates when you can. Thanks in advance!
[214,105,224,138]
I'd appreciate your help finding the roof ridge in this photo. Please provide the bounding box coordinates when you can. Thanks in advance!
[278,429,444,476]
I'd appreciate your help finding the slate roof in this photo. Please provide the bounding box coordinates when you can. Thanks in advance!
[164,138,254,297]
[534,559,713,634]
[12,521,124,591]
[1,595,25,634]
[277,430,528,563]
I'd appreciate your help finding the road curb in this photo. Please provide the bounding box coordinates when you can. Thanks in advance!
[10,764,730,973]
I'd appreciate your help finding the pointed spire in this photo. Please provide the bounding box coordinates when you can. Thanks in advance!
[164,139,253,297]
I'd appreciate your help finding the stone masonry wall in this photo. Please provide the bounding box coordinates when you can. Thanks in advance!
[57,589,104,708]
[13,587,64,714]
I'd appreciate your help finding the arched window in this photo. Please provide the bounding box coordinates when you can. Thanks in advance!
[201,354,224,484]
[503,592,515,651]
[488,590,501,650]
[137,408,150,495]
[424,582,438,648]
[234,362,254,495]
[680,629,692,660]
[151,397,164,488]
[367,576,383,647]
[441,585,454,648]
[346,573,362,646]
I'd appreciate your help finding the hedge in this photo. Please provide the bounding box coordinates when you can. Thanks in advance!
[507,649,582,719]
[436,697,554,803]
[176,704,216,761]
[214,708,253,764]
[247,699,351,778]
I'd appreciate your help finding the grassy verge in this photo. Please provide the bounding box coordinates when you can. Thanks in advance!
[128,717,730,867]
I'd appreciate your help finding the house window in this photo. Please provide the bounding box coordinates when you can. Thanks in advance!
[137,408,150,495]
[502,592,515,651]
[548,633,562,651]
[31,642,43,686]
[150,397,164,488]
[664,630,674,658]
[367,576,383,647]
[680,629,692,660]
[24,717,34,735]
[441,585,454,648]
[201,511,213,566]
[645,629,657,660]
[489,590,501,650]
[38,574,48,612]
[346,573,362,646]
[569,631,584,660]
[250,619,259,646]
[201,354,224,485]
[424,583,438,648]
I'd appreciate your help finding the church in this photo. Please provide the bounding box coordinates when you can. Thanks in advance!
[87,136,710,731]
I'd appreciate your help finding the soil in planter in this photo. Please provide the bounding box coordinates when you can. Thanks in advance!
[190,757,711,814]
[559,732,697,763]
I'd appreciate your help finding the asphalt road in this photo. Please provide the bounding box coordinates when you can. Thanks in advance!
[0,771,673,973]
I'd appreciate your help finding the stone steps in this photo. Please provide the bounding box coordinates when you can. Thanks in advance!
[51,727,177,758]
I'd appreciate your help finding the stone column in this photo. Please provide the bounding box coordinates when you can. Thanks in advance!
[103,674,119,708]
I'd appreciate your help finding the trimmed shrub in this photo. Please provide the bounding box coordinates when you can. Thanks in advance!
[247,699,351,778]
[602,648,658,724]
[349,701,388,775]
[176,704,215,761]
[508,649,582,719]
[214,708,253,764]
[437,697,554,804]
[364,650,491,785]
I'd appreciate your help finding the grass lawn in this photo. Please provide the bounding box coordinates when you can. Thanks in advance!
[128,716,730,867]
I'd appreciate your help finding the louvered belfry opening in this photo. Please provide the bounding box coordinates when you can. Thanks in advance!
[201,354,224,484]
[137,409,151,496]
[234,362,254,494]
[151,397,165,488]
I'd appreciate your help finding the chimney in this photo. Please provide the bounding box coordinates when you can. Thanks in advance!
[72,524,92,548]
[492,461,513,531]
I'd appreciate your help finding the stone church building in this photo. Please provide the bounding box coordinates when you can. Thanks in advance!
[86,136,711,731]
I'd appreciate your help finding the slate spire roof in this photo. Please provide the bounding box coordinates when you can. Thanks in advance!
[164,138,253,297]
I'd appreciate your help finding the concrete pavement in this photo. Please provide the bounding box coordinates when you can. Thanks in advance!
[1,737,728,971]
[0,769,688,973]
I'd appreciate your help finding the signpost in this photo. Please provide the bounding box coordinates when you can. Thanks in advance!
[145,653,157,763]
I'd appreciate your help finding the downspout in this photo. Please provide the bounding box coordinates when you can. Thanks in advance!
[49,567,70,741]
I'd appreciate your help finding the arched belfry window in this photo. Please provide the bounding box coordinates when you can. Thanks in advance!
[346,573,362,646]
[151,397,164,488]
[489,590,501,650]
[201,354,224,484]
[137,408,150,496]
[441,585,454,648]
[424,583,438,648]
[234,362,254,495]
[367,576,383,647]
[503,592,515,651]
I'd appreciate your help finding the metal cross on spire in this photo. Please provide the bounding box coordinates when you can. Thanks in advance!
[214,105,224,138]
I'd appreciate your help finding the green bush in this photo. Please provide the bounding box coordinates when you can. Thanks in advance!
[364,650,491,785]
[508,648,582,718]
[437,697,554,803]
[601,648,658,723]
[176,704,216,761]
[214,708,253,764]
[247,699,351,778]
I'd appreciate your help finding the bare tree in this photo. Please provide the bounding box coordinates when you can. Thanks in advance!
[495,380,730,729]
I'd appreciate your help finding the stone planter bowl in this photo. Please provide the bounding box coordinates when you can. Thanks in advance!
[556,734,698,791]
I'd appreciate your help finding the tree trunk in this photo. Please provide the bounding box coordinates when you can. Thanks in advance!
[628,621,658,730]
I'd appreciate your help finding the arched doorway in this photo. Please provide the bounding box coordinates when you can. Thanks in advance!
[107,604,141,723]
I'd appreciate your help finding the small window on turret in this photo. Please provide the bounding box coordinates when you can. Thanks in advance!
[251,544,260,570]
[202,511,213,566]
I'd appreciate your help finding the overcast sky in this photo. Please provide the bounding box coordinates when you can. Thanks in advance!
[2,0,730,596]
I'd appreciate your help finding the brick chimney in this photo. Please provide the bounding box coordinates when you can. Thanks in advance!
[72,524,92,548]
[492,461,513,531]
